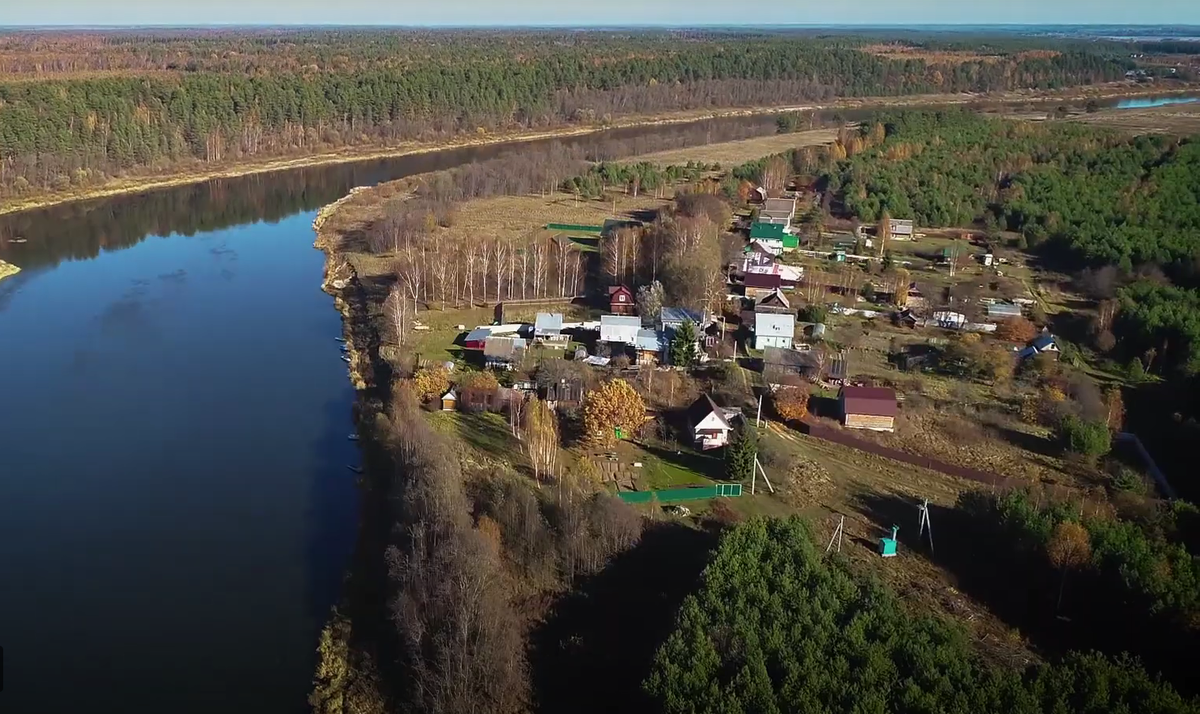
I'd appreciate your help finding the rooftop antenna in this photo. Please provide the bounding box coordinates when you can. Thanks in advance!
[918,498,935,555]
[826,515,845,554]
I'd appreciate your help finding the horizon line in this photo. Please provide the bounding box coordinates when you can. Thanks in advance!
[3,22,1200,30]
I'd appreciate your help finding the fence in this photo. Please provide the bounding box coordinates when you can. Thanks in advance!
[617,483,743,504]
[546,223,604,233]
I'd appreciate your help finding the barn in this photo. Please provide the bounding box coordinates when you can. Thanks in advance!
[838,386,897,432]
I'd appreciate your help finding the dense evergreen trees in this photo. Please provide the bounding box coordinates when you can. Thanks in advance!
[646,517,1200,714]
[0,30,1129,200]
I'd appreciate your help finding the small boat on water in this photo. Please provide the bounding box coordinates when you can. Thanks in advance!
[335,337,346,343]
[347,434,359,442]
[347,465,364,474]
[341,355,352,363]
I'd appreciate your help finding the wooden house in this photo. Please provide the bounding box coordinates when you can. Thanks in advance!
[839,386,897,432]
[440,389,458,411]
[687,394,741,450]
[608,285,635,315]
[483,336,527,370]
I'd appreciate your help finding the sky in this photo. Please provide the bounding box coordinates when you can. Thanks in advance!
[6,0,1200,27]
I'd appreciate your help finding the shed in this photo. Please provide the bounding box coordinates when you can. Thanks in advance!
[440,389,458,412]
[986,303,1022,321]
[838,386,897,432]
[753,312,796,350]
[608,285,635,315]
[600,315,641,345]
[534,312,564,336]
[539,378,585,408]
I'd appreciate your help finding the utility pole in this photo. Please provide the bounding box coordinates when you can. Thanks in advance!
[756,394,763,427]
[752,456,775,495]
[826,515,845,554]
[918,498,935,555]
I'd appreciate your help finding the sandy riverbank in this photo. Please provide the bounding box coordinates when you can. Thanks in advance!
[0,259,20,282]
[4,81,1194,219]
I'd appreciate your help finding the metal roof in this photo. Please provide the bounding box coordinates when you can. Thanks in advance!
[600,315,641,327]
[534,312,564,333]
[635,328,665,351]
[464,327,493,344]
[986,303,1022,318]
[754,312,795,336]
[660,307,702,325]
[839,386,898,417]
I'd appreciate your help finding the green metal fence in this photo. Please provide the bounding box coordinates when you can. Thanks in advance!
[546,223,604,233]
[617,483,743,504]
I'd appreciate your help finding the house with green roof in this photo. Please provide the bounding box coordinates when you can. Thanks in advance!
[749,221,799,250]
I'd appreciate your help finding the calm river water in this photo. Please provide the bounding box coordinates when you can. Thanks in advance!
[0,115,784,714]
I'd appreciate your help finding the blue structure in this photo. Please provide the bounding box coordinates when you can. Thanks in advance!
[879,525,899,557]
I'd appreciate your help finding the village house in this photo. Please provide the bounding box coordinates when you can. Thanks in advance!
[742,240,779,270]
[754,289,791,314]
[749,220,799,250]
[483,336,527,370]
[539,378,585,409]
[762,346,823,384]
[660,307,704,332]
[1019,331,1061,360]
[744,271,784,301]
[533,312,569,347]
[753,312,796,350]
[687,394,742,450]
[608,285,635,315]
[839,385,898,432]
[463,326,492,350]
[745,263,802,288]
[634,328,666,366]
[600,314,641,345]
[886,218,915,240]
[761,197,797,225]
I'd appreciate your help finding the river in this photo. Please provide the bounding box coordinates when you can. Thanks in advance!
[0,114,787,714]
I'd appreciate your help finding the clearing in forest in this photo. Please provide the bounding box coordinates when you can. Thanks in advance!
[620,128,841,167]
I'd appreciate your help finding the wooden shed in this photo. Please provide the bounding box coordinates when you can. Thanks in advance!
[838,386,897,432]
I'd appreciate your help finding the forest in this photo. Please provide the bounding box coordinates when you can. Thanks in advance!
[822,110,1200,377]
[646,517,1200,714]
[0,28,1135,201]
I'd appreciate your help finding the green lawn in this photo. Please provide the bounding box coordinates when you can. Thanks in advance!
[429,410,521,460]
[620,440,723,490]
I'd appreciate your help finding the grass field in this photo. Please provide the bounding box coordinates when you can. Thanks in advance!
[621,128,840,167]
[1067,104,1200,135]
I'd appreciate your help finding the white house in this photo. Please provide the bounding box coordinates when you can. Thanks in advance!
[600,315,641,345]
[754,312,796,350]
[1019,331,1061,360]
[932,311,967,330]
[688,394,741,450]
[888,218,915,240]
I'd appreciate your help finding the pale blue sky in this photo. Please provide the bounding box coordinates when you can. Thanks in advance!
[5,0,1199,27]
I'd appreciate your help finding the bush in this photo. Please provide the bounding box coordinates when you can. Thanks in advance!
[1059,414,1112,460]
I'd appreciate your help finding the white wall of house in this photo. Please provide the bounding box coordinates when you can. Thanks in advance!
[755,333,794,350]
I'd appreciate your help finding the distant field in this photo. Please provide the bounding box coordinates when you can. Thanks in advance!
[1066,105,1200,135]
[621,128,841,167]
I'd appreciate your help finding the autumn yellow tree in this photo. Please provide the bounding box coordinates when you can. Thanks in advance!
[411,365,451,402]
[996,316,1038,344]
[582,379,647,448]
[877,210,892,258]
[1104,387,1126,433]
[1047,521,1092,611]
[523,397,560,487]
[773,387,810,423]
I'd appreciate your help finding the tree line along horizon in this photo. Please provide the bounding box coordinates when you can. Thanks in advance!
[0,29,1143,201]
